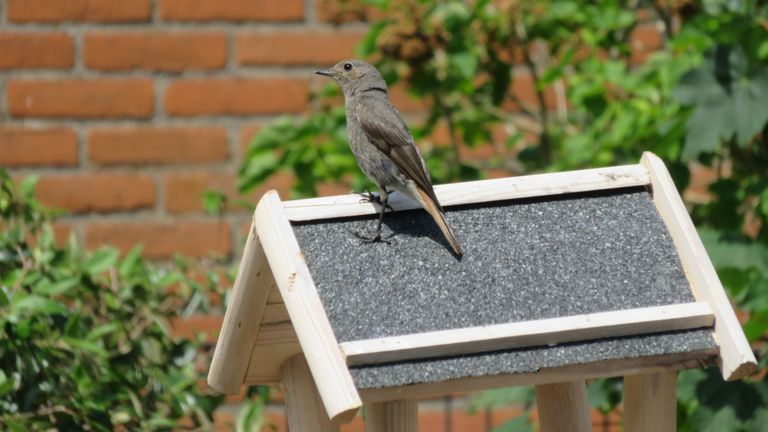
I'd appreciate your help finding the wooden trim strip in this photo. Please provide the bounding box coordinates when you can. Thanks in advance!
[641,151,757,380]
[283,164,650,222]
[255,191,362,423]
[340,302,714,366]
[207,218,272,394]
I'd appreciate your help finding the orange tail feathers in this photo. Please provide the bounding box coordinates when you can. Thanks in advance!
[416,189,463,256]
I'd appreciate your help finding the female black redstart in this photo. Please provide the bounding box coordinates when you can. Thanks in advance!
[315,60,463,256]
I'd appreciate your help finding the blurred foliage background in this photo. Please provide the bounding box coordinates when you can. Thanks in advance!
[0,170,232,430]
[241,0,768,430]
[2,0,767,430]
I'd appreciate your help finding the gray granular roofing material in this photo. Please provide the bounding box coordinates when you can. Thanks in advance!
[291,188,717,389]
[349,329,716,389]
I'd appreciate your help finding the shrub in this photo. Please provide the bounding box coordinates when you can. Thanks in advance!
[0,169,224,431]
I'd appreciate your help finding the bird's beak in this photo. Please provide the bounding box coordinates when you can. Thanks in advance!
[314,69,335,77]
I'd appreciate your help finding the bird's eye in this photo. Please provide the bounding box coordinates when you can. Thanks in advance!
[343,63,353,71]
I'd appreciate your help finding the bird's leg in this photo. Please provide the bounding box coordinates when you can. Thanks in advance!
[359,189,393,212]
[354,188,393,243]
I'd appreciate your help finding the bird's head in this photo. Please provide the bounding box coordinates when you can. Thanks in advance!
[315,60,387,97]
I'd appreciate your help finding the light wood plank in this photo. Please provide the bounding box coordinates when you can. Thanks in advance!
[244,341,301,384]
[267,284,282,304]
[281,355,340,432]
[255,190,362,424]
[207,218,273,394]
[359,347,716,404]
[624,371,677,432]
[366,400,418,432]
[341,302,714,366]
[283,164,649,221]
[262,302,290,324]
[641,152,757,380]
[535,381,591,432]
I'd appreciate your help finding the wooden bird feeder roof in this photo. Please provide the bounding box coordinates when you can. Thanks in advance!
[207,152,756,424]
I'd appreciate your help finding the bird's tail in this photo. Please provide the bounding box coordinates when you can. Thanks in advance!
[416,189,463,256]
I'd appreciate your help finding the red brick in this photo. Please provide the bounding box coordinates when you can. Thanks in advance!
[35,174,155,213]
[316,0,381,24]
[237,31,363,66]
[88,127,229,165]
[85,220,231,258]
[505,69,559,112]
[170,315,223,344]
[684,163,717,204]
[0,127,78,167]
[164,171,294,214]
[158,0,302,22]
[339,414,365,431]
[630,22,664,64]
[8,79,154,119]
[389,85,428,113]
[316,180,352,196]
[0,33,74,69]
[7,0,150,23]
[85,32,227,72]
[165,78,308,116]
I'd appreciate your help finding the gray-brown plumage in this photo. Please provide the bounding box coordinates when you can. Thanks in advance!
[315,59,463,256]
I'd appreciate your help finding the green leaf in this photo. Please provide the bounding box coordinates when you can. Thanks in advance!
[0,369,15,396]
[84,248,120,276]
[493,416,534,432]
[699,228,768,276]
[236,397,265,432]
[11,295,67,315]
[118,245,143,278]
[34,277,79,296]
[202,189,228,216]
[357,21,387,57]
[238,151,280,193]
[87,322,120,341]
[675,46,768,159]
[64,337,108,356]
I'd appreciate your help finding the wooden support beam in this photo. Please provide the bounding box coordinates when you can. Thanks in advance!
[281,355,340,432]
[255,191,362,424]
[535,381,591,432]
[208,219,272,394]
[642,152,757,380]
[283,164,649,221]
[341,302,714,366]
[366,400,418,432]
[624,371,677,432]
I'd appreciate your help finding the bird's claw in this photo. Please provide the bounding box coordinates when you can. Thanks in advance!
[359,191,393,212]
[353,230,394,244]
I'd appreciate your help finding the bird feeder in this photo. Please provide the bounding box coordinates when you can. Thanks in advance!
[207,152,756,431]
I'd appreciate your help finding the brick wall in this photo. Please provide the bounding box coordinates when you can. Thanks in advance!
[0,1,662,429]
[0,0,370,261]
[0,0,665,260]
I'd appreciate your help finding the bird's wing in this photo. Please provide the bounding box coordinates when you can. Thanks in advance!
[355,95,441,207]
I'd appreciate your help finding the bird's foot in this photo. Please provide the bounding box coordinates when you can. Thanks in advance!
[359,190,393,212]
[353,229,394,244]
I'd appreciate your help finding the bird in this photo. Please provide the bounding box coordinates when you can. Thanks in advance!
[315,59,463,256]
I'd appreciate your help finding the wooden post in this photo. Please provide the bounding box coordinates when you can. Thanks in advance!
[535,381,591,432]
[624,372,677,432]
[281,355,340,432]
[366,400,418,432]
